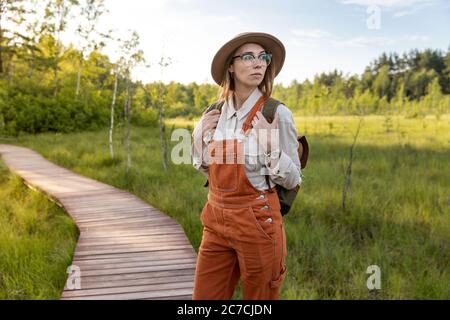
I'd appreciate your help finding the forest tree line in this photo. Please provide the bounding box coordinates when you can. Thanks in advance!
[0,0,449,136]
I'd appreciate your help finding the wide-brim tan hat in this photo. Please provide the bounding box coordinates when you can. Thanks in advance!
[211,32,286,86]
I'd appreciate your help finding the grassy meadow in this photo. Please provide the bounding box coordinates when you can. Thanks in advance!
[0,160,79,299]
[0,113,449,299]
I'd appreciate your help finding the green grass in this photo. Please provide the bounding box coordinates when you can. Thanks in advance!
[0,160,79,299]
[1,113,449,299]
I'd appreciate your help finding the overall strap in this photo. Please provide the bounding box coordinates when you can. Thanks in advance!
[240,95,266,135]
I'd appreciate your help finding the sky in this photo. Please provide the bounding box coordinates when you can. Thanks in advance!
[62,0,450,86]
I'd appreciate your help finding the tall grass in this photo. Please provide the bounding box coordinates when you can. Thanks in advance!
[1,113,449,299]
[0,160,79,299]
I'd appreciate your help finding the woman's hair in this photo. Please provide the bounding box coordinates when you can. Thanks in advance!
[216,46,276,102]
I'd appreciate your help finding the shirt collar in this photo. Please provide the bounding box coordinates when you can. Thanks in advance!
[225,87,263,121]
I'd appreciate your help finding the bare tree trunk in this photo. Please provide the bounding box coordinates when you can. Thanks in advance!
[158,82,168,171]
[109,72,118,159]
[28,55,34,78]
[0,20,3,74]
[76,61,82,97]
[124,77,132,172]
[342,117,363,212]
[7,56,14,84]
[53,30,61,97]
[53,63,59,97]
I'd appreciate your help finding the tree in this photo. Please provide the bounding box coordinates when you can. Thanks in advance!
[0,0,29,75]
[116,31,146,172]
[42,0,78,96]
[156,55,172,171]
[373,65,391,99]
[75,0,107,97]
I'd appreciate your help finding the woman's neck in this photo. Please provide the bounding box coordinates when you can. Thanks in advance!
[233,85,257,110]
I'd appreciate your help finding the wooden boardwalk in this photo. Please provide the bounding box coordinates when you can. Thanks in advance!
[0,144,197,300]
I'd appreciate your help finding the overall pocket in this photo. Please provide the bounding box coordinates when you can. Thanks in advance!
[207,140,239,192]
[209,163,238,192]
[249,205,275,242]
[270,223,287,289]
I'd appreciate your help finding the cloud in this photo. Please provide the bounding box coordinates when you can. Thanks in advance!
[289,29,430,49]
[291,29,336,39]
[344,36,396,47]
[338,0,441,19]
[337,0,432,7]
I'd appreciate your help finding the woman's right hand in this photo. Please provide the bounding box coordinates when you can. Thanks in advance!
[198,109,221,140]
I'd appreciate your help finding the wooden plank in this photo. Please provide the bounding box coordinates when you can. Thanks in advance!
[69,211,163,221]
[75,240,191,251]
[77,236,188,247]
[76,263,197,277]
[62,197,150,207]
[60,287,194,300]
[65,275,195,291]
[71,268,196,283]
[69,205,155,214]
[147,295,192,300]
[75,217,174,228]
[75,214,172,224]
[61,192,142,200]
[76,232,186,241]
[72,248,196,261]
[72,256,196,271]
[77,234,188,245]
[61,281,194,298]
[73,244,194,257]
[73,213,163,223]
[72,256,195,269]
[72,249,196,262]
[77,222,181,232]
[77,220,180,230]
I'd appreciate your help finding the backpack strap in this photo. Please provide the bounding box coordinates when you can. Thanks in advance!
[204,100,225,114]
[261,97,283,123]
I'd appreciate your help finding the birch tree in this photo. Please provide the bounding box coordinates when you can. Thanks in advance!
[108,63,119,159]
[156,55,172,171]
[117,31,145,173]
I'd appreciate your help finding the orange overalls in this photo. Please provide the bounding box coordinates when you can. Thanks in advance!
[193,96,287,300]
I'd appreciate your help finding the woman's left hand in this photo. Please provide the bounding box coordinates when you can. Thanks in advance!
[251,111,280,154]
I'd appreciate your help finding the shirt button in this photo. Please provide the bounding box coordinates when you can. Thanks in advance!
[256,194,265,200]
[262,205,269,210]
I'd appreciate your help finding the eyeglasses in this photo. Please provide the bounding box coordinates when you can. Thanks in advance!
[231,52,272,67]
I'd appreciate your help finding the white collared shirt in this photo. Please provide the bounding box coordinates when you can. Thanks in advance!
[192,87,302,191]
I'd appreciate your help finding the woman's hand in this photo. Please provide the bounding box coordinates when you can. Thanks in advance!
[251,110,280,154]
[193,109,221,143]
[200,109,221,138]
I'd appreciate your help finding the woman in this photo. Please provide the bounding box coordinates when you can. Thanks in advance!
[191,32,302,300]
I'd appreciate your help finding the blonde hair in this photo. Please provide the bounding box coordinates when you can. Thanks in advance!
[217,46,276,103]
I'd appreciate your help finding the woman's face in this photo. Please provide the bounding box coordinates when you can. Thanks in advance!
[228,43,268,88]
